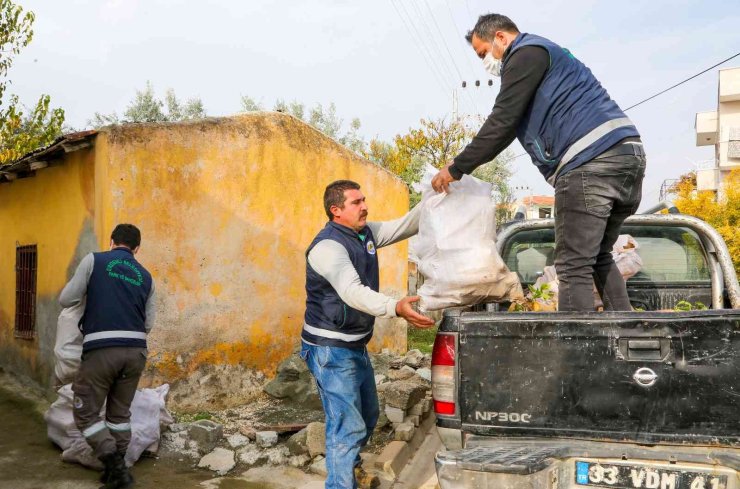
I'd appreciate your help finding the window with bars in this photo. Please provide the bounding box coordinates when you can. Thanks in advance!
[15,244,37,339]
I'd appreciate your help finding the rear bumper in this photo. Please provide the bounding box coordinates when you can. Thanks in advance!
[435,439,740,489]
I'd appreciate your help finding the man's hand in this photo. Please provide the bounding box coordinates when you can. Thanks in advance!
[431,163,458,193]
[395,296,435,328]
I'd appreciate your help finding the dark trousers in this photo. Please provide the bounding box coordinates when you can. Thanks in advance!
[72,347,147,459]
[554,153,646,311]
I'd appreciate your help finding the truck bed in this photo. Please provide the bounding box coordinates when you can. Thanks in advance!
[438,309,740,446]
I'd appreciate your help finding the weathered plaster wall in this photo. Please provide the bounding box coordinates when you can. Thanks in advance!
[0,149,97,387]
[96,114,410,409]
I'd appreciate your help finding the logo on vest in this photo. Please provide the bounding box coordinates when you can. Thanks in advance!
[366,241,376,255]
[106,259,143,287]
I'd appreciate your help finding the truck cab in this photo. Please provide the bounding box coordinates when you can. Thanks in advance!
[431,213,740,489]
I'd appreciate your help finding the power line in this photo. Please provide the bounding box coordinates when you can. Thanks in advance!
[405,0,466,111]
[415,0,480,114]
[389,0,452,95]
[623,51,740,111]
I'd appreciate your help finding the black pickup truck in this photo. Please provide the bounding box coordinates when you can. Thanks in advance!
[431,213,740,489]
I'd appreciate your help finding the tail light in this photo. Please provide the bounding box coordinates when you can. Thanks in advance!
[431,333,456,416]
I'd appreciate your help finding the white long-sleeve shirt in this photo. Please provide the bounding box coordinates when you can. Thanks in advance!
[307,205,421,319]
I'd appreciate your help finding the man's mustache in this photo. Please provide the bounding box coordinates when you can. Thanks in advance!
[360,212,368,218]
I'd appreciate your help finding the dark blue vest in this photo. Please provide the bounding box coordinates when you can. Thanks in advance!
[82,247,153,352]
[302,221,379,349]
[509,33,640,184]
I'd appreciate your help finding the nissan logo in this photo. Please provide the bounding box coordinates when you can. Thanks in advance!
[633,367,658,387]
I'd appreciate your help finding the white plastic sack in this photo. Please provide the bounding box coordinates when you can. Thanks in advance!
[612,234,643,280]
[411,164,523,311]
[53,302,84,386]
[44,383,173,469]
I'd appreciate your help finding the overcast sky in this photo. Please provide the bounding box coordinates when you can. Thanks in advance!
[10,0,740,206]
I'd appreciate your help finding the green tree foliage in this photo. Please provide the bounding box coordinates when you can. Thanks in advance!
[90,82,206,127]
[365,117,513,214]
[0,0,64,165]
[673,169,740,275]
[240,96,365,154]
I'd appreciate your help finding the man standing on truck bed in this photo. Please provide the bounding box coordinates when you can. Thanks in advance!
[301,180,434,488]
[431,14,646,311]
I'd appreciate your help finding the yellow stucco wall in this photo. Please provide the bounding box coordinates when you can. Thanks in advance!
[94,114,409,406]
[0,149,97,386]
[0,114,409,408]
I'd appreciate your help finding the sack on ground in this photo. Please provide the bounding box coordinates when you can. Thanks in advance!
[411,164,523,311]
[53,302,84,386]
[44,383,173,469]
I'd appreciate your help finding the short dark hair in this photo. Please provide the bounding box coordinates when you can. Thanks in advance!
[465,14,519,43]
[111,224,141,249]
[324,180,360,220]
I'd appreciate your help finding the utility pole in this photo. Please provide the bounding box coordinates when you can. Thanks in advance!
[452,89,459,121]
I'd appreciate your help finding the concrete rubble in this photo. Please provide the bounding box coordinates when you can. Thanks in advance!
[159,349,434,480]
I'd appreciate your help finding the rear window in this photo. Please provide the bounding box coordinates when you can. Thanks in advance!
[501,225,711,285]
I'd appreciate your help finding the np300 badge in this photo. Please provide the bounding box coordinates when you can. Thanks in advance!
[633,367,658,387]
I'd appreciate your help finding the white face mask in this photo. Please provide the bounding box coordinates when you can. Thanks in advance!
[483,51,502,77]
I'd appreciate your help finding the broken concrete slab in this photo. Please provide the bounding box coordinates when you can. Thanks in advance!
[238,445,269,466]
[198,447,235,475]
[403,349,424,368]
[226,434,250,449]
[388,366,416,381]
[310,455,327,476]
[415,367,432,382]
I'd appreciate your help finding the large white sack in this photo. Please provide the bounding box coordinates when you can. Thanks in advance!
[44,383,173,469]
[411,164,523,311]
[54,302,84,386]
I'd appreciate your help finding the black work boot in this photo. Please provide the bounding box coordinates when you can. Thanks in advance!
[99,451,126,483]
[99,452,134,489]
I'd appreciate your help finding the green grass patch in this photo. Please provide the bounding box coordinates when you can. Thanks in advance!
[407,325,438,354]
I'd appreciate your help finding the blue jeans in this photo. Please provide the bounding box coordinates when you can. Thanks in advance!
[301,341,379,489]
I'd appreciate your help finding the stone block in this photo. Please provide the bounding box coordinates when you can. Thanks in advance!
[188,420,223,453]
[384,381,427,410]
[255,431,278,448]
[409,401,424,416]
[375,441,410,478]
[404,414,420,427]
[394,422,415,441]
[287,428,308,455]
[305,422,326,458]
[385,405,405,424]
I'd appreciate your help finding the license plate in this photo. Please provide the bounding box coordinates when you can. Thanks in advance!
[575,461,728,489]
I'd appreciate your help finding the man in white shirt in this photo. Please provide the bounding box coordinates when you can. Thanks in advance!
[301,180,433,488]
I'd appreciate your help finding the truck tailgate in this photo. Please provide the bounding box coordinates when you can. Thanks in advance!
[457,310,740,445]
